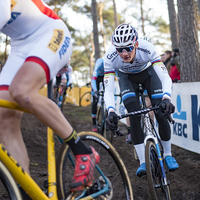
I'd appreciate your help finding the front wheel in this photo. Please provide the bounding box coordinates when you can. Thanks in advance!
[0,162,22,200]
[145,141,171,200]
[56,131,133,200]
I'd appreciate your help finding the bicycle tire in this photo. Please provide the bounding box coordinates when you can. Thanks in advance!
[79,91,91,107]
[96,107,113,144]
[56,131,133,200]
[145,140,171,200]
[0,162,22,200]
[96,106,104,135]
[103,110,113,144]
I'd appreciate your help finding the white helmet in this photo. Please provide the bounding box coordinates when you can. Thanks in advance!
[112,23,138,47]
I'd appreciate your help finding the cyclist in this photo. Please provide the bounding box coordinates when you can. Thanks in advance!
[53,61,73,104]
[63,60,73,97]
[126,35,154,144]
[104,23,179,177]
[53,64,69,102]
[91,57,124,136]
[0,0,99,196]
[91,57,104,132]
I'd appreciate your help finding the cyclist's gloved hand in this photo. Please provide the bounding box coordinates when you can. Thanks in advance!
[159,99,175,118]
[106,112,118,131]
[94,91,99,100]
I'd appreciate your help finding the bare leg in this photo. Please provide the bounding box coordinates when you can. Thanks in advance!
[0,62,72,172]
[0,91,30,173]
[10,61,73,140]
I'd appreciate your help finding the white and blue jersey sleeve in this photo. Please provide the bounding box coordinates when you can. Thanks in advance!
[91,58,104,92]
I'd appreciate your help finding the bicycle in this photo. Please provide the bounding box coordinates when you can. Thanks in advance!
[117,85,175,200]
[96,89,123,144]
[0,99,133,199]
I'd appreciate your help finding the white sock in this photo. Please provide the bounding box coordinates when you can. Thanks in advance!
[134,143,145,165]
[161,139,172,158]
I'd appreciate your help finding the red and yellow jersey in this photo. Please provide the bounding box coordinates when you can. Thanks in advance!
[0,0,60,40]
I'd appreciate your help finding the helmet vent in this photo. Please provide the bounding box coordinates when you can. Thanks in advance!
[112,23,138,47]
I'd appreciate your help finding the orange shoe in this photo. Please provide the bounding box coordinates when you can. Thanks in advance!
[70,146,100,191]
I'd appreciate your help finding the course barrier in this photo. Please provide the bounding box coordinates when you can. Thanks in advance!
[39,85,91,107]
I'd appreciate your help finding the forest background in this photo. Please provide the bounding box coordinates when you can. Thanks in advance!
[0,0,200,86]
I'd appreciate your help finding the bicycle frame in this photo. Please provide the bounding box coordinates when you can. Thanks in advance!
[118,95,174,194]
[139,87,169,184]
[0,99,57,200]
[97,90,106,133]
[0,99,115,200]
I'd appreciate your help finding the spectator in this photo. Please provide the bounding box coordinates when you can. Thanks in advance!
[161,54,165,63]
[171,49,180,72]
[163,50,172,73]
[170,48,180,83]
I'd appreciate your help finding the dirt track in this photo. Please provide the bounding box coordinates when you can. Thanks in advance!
[21,103,200,200]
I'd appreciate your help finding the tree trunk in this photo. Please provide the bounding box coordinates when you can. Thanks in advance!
[91,0,100,61]
[90,32,95,78]
[197,0,200,16]
[113,0,119,27]
[167,0,179,49]
[99,2,106,54]
[177,0,200,82]
[140,0,145,36]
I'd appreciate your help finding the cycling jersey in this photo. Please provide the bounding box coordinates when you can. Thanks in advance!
[91,58,104,92]
[104,39,172,112]
[0,0,59,40]
[0,0,72,89]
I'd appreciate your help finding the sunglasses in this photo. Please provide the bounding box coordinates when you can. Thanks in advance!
[116,46,134,53]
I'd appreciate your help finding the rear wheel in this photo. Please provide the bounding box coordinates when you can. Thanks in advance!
[145,141,171,200]
[0,162,22,200]
[56,131,134,200]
